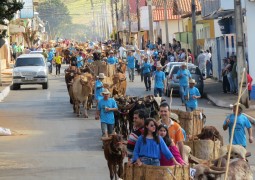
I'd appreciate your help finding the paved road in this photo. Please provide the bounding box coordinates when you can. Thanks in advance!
[0,67,254,179]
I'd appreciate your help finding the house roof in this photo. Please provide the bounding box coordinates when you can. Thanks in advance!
[129,0,146,14]
[153,9,179,21]
[173,0,202,15]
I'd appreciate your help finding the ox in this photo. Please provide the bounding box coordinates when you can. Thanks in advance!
[102,134,125,180]
[65,66,80,104]
[72,73,94,118]
[112,72,127,96]
[191,145,253,180]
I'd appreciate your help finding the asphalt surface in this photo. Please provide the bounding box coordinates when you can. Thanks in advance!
[0,65,254,179]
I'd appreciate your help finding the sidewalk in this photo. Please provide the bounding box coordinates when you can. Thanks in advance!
[0,68,13,102]
[204,78,255,123]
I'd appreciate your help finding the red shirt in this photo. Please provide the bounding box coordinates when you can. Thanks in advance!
[247,73,253,91]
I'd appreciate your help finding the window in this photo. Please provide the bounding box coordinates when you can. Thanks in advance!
[16,58,45,67]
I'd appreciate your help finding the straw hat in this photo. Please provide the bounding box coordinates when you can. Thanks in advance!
[98,73,106,79]
[101,89,111,95]
[156,63,162,68]
[232,103,246,111]
[170,113,180,123]
[189,79,196,84]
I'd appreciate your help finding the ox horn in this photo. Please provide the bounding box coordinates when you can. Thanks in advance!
[210,166,226,172]
[205,168,225,175]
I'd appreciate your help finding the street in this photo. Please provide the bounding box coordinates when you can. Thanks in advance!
[0,67,254,180]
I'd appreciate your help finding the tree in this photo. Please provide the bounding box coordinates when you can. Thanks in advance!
[0,0,24,38]
[22,22,38,48]
[37,0,72,40]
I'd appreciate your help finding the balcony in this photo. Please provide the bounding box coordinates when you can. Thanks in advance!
[200,0,245,19]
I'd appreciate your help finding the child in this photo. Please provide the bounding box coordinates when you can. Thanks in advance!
[158,124,186,166]
[247,73,253,100]
[131,118,180,166]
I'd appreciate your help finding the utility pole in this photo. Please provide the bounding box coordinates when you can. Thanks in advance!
[163,0,169,51]
[115,0,119,43]
[136,0,141,49]
[191,0,197,60]
[234,0,249,107]
[147,0,154,44]
[111,0,115,35]
[127,0,131,44]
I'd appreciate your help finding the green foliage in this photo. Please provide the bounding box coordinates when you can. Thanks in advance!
[37,0,72,40]
[0,0,24,38]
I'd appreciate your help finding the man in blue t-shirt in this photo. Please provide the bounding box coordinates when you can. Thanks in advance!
[95,89,118,137]
[76,52,84,68]
[223,103,253,148]
[184,79,201,112]
[176,63,191,106]
[153,63,165,97]
[107,51,118,65]
[47,49,55,74]
[142,57,152,91]
[127,51,135,82]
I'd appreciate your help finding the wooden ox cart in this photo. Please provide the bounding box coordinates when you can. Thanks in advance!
[124,163,190,180]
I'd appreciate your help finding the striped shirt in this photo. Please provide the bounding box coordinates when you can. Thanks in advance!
[127,127,144,159]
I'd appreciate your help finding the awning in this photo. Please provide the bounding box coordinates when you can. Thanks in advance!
[9,24,25,33]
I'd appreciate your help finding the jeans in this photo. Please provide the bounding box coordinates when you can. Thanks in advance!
[186,106,196,112]
[154,88,163,97]
[223,75,230,93]
[233,77,238,92]
[48,61,52,74]
[56,64,61,75]
[101,123,114,136]
[227,73,235,93]
[199,66,206,79]
[128,68,135,81]
[206,62,211,77]
[140,157,160,166]
[140,67,144,81]
[179,85,188,103]
[144,73,151,90]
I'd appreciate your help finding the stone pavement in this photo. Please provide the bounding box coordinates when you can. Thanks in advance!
[1,67,255,122]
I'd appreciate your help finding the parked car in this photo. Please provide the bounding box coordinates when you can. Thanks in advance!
[163,62,193,76]
[165,64,204,96]
[12,54,49,90]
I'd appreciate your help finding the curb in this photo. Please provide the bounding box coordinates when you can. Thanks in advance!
[204,93,231,108]
[0,85,11,102]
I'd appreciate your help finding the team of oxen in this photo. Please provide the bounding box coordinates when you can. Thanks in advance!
[63,60,253,180]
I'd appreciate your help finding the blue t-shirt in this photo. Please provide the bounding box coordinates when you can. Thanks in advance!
[132,136,173,162]
[87,59,94,63]
[182,128,187,141]
[69,47,76,55]
[184,87,201,108]
[176,69,191,87]
[142,62,151,74]
[107,57,118,64]
[154,71,165,88]
[47,51,54,61]
[153,51,158,59]
[95,80,104,101]
[98,98,118,125]
[76,56,83,68]
[223,114,252,147]
[127,56,135,69]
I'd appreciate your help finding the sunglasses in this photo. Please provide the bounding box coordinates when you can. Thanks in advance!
[149,124,156,127]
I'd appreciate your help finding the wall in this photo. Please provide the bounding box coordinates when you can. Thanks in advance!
[159,20,183,45]
[246,0,255,84]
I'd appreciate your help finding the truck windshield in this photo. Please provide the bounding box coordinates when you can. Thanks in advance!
[15,58,45,67]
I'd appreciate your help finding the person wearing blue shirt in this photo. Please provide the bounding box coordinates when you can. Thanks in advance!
[223,103,253,148]
[107,51,118,65]
[95,73,105,102]
[176,63,191,106]
[76,52,84,68]
[47,49,55,74]
[95,89,118,137]
[127,51,135,82]
[130,118,180,166]
[184,79,201,112]
[142,57,152,91]
[69,44,76,55]
[152,48,158,60]
[153,64,165,97]
[87,55,94,63]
